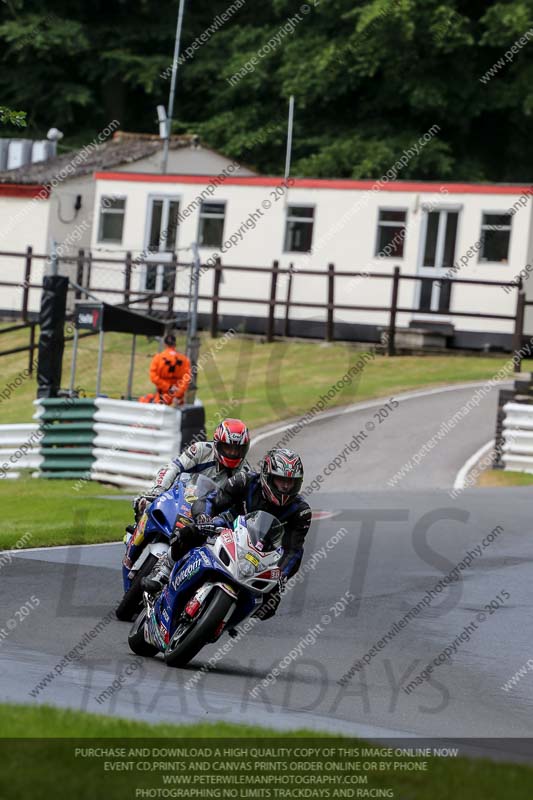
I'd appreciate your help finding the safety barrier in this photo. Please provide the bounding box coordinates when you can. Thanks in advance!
[502,401,533,472]
[89,398,183,488]
[0,423,43,479]
[34,398,97,479]
[26,396,206,488]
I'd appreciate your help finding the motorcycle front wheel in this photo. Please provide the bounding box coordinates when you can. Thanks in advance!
[128,608,159,657]
[164,587,235,668]
[116,554,159,622]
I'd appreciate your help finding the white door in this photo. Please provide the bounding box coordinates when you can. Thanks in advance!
[144,196,180,295]
[416,208,460,314]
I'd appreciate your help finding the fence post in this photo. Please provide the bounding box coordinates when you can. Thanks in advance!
[167,251,177,317]
[387,265,401,356]
[86,251,93,298]
[22,245,32,321]
[124,251,132,306]
[284,263,294,338]
[326,262,335,342]
[266,260,279,343]
[75,249,84,301]
[28,323,36,375]
[210,257,222,339]
[512,288,526,372]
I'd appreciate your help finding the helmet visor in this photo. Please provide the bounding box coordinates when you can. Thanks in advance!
[273,475,302,496]
[218,442,247,461]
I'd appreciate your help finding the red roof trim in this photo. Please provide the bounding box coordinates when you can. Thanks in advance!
[0,184,50,199]
[94,171,533,196]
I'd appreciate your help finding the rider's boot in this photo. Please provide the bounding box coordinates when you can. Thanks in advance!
[142,553,172,594]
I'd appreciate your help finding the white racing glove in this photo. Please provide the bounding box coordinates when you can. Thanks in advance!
[133,492,159,520]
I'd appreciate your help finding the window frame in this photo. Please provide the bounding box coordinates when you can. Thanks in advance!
[374,207,408,259]
[144,194,181,255]
[283,203,316,253]
[478,210,513,265]
[97,194,127,244]
[142,193,181,294]
[197,200,227,249]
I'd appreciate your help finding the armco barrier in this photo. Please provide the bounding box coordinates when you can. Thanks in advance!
[31,396,205,487]
[502,401,533,472]
[89,398,181,488]
[0,423,43,479]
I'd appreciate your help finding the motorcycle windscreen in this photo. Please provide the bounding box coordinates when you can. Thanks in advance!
[182,473,218,503]
[243,511,284,553]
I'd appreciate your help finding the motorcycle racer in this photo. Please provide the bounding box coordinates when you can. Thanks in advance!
[133,418,251,521]
[138,418,250,592]
[164,448,312,619]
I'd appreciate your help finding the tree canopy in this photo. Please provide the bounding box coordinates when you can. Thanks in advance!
[0,105,26,126]
[1,0,532,180]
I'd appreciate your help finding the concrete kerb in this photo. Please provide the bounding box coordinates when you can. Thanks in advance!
[452,439,495,494]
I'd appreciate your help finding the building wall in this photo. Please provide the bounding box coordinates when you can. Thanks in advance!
[0,145,252,302]
[521,198,533,337]
[46,174,96,257]
[0,192,49,314]
[89,174,532,340]
[1,170,530,341]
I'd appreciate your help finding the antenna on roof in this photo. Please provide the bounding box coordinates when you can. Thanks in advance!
[284,95,295,182]
[161,0,186,174]
[283,95,295,213]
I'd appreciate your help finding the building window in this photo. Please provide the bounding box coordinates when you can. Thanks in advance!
[479,213,512,263]
[145,197,180,293]
[284,206,314,252]
[198,202,225,247]
[97,196,126,243]
[375,209,407,258]
[147,198,180,253]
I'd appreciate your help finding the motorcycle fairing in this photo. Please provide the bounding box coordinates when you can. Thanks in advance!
[154,545,257,645]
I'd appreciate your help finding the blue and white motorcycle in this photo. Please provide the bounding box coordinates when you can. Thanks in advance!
[128,510,284,667]
[116,473,217,622]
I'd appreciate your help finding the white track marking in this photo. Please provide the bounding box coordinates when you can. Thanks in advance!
[5,540,121,555]
[453,439,495,490]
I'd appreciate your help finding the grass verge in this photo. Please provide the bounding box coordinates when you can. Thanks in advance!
[1,329,528,549]
[0,704,532,799]
[0,479,129,549]
[0,326,529,431]
[476,469,533,488]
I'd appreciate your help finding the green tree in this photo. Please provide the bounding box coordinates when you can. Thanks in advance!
[0,0,532,180]
[0,105,26,126]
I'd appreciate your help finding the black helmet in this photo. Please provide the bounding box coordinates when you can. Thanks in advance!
[260,448,304,507]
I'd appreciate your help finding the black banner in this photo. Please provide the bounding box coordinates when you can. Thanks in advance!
[37,275,68,399]
[1,738,532,799]
[75,302,165,336]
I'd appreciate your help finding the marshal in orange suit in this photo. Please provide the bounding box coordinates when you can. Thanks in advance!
[140,334,191,406]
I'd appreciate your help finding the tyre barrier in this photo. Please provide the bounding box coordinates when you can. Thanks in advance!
[0,398,205,487]
[502,401,533,473]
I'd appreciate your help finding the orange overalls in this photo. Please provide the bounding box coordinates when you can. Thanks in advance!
[139,347,191,406]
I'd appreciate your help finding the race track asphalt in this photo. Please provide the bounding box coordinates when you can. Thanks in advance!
[3,382,533,757]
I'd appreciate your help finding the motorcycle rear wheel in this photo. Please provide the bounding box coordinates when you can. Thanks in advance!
[116,554,159,622]
[164,587,235,668]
